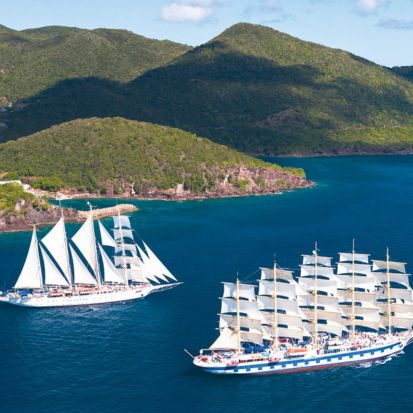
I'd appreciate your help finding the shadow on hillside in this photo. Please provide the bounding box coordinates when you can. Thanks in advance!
[2,42,413,153]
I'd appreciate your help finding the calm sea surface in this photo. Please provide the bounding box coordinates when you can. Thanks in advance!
[0,155,412,413]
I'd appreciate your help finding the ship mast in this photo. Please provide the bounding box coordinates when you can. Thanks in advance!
[89,203,101,287]
[61,208,73,289]
[386,247,392,335]
[313,242,318,349]
[118,210,129,288]
[236,277,241,353]
[351,239,356,340]
[273,258,279,349]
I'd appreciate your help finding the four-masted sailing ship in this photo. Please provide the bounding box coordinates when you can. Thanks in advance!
[0,209,180,307]
[193,243,413,375]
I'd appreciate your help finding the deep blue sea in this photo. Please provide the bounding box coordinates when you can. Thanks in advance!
[0,155,412,413]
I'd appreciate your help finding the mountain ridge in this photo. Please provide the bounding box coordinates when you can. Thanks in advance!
[1,22,413,155]
[391,66,413,82]
[0,24,191,101]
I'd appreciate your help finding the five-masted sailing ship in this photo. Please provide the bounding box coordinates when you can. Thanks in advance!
[193,243,413,375]
[0,208,180,307]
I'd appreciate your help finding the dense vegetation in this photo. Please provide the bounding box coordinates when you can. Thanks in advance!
[0,182,49,214]
[2,23,413,155]
[391,66,413,82]
[0,24,190,100]
[0,117,303,194]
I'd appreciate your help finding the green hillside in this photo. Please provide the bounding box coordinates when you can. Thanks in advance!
[0,182,47,213]
[0,24,190,101]
[0,117,306,195]
[391,66,413,82]
[2,23,413,154]
[127,23,413,154]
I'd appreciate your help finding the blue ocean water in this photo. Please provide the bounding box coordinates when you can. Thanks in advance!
[0,155,412,413]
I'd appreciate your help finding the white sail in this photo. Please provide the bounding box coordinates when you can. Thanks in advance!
[40,246,69,287]
[277,326,307,340]
[303,320,347,336]
[260,267,293,280]
[136,245,167,283]
[298,277,338,296]
[113,215,131,229]
[98,245,127,284]
[114,255,140,267]
[340,305,380,317]
[261,311,305,329]
[69,245,97,285]
[262,324,306,340]
[378,301,413,314]
[301,308,344,324]
[257,295,302,316]
[113,229,134,241]
[392,302,413,313]
[240,330,263,345]
[115,243,137,255]
[258,280,297,300]
[98,221,117,248]
[354,310,381,330]
[302,255,332,267]
[41,217,71,282]
[339,252,370,263]
[219,314,262,331]
[372,260,406,273]
[223,282,256,301]
[143,241,177,282]
[127,269,149,283]
[337,262,371,275]
[14,228,43,290]
[72,215,99,277]
[300,265,335,277]
[351,318,381,331]
[336,274,378,291]
[338,290,378,305]
[138,246,160,284]
[371,272,410,287]
[221,298,262,320]
[128,255,152,283]
[209,328,239,350]
[386,314,413,330]
[378,288,413,301]
[298,294,340,311]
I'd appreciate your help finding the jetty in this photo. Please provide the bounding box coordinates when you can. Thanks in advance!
[77,204,138,220]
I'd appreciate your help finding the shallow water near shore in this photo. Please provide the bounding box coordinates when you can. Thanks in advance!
[0,155,412,413]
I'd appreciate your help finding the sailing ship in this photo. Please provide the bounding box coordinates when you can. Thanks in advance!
[192,242,413,375]
[0,208,181,307]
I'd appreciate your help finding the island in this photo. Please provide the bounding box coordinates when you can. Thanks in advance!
[0,117,311,203]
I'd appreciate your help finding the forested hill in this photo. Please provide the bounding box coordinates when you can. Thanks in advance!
[0,117,309,198]
[126,23,413,154]
[391,66,413,82]
[0,24,190,100]
[2,23,413,155]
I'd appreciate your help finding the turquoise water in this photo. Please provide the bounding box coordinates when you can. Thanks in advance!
[0,155,412,412]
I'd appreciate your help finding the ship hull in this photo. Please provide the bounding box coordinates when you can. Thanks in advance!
[194,339,408,375]
[0,283,180,308]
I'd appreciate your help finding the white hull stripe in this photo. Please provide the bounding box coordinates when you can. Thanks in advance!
[198,341,403,374]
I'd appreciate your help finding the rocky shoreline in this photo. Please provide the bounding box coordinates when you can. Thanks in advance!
[52,166,313,201]
[0,166,312,233]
